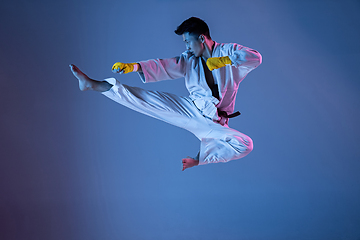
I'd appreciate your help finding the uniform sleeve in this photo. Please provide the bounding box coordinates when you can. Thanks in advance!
[226,43,262,71]
[137,53,188,83]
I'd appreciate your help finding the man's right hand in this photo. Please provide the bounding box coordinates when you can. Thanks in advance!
[112,62,139,74]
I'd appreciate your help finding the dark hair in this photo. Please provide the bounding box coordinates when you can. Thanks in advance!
[174,17,211,39]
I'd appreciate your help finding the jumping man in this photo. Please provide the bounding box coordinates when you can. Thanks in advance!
[70,17,262,171]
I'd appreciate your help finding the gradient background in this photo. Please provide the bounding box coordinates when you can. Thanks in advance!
[1,0,360,239]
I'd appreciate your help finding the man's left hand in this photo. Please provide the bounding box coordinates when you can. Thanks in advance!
[206,56,232,71]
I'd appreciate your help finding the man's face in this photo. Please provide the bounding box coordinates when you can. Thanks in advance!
[182,32,204,57]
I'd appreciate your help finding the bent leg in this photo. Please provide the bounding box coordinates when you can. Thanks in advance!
[197,120,254,165]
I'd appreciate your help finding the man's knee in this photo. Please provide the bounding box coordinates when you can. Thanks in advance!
[246,136,253,154]
[199,135,253,164]
[227,135,253,159]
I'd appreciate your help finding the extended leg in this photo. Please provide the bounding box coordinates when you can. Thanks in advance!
[100,78,204,131]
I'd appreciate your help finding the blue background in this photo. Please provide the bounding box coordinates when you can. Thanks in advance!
[1,0,360,239]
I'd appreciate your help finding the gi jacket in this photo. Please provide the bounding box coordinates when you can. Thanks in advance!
[138,41,262,125]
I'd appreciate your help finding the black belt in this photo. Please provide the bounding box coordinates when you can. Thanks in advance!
[218,110,241,118]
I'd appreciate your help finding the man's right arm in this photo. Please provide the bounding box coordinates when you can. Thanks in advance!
[137,56,187,83]
[112,53,188,83]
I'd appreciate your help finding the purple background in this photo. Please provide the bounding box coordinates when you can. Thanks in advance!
[1,0,360,239]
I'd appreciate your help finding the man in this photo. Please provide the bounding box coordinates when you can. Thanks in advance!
[70,17,262,171]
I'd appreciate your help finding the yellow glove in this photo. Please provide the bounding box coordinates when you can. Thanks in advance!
[112,62,139,74]
[206,56,232,71]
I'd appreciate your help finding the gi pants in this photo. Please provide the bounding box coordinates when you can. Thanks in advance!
[102,78,253,165]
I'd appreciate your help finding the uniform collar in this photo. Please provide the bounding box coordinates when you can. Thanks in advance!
[192,41,220,69]
[211,41,220,57]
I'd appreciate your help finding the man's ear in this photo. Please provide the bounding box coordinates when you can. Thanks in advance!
[199,34,205,43]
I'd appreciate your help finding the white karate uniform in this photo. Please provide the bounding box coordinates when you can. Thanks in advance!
[102,41,262,165]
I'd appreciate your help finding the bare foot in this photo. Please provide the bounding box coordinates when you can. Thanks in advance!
[182,157,199,171]
[69,64,93,91]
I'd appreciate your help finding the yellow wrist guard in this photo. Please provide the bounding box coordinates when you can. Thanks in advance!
[112,62,139,74]
[206,56,232,71]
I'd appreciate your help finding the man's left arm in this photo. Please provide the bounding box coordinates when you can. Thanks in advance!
[206,44,262,71]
